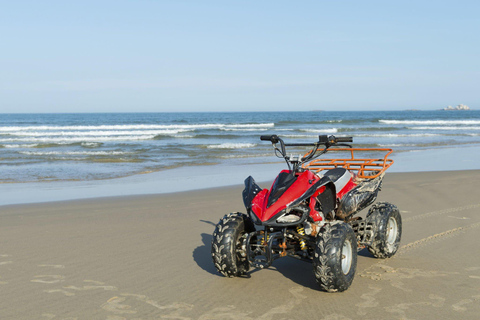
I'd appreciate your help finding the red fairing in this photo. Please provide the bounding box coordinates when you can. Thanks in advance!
[309,197,323,222]
[251,189,268,217]
[251,170,320,222]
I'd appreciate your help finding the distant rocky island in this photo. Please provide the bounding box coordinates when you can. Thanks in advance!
[442,104,470,111]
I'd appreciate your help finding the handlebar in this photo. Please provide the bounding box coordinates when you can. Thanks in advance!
[259,134,354,172]
[260,134,353,146]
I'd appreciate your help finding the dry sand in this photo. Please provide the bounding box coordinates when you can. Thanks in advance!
[1,170,480,319]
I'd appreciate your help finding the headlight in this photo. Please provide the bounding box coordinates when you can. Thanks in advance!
[276,213,301,223]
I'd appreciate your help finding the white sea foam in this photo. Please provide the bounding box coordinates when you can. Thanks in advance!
[2,144,39,148]
[355,133,439,137]
[409,126,480,130]
[207,143,257,149]
[300,128,338,133]
[378,144,417,147]
[20,151,133,156]
[0,136,158,143]
[5,129,190,137]
[380,120,480,125]
[281,134,317,138]
[220,128,269,131]
[81,142,103,147]
[0,123,275,132]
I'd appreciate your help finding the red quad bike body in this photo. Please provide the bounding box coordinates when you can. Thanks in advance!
[250,169,357,224]
[211,134,402,292]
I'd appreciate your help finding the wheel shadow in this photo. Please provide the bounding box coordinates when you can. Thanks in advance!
[193,220,261,278]
[192,231,222,276]
[268,258,322,291]
[192,231,259,278]
[357,247,374,258]
[193,219,325,288]
[272,250,377,290]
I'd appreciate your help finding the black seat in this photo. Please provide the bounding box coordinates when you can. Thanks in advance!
[323,168,351,192]
[324,168,348,182]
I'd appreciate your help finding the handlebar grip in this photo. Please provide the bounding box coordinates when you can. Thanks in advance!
[336,136,353,143]
[260,135,279,143]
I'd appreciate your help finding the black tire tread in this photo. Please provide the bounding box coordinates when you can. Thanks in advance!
[211,212,254,277]
[367,202,402,259]
[313,222,357,292]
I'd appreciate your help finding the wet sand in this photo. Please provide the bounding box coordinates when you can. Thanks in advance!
[1,170,480,319]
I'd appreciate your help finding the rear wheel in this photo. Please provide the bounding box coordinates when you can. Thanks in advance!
[367,202,402,258]
[211,212,255,277]
[313,222,357,292]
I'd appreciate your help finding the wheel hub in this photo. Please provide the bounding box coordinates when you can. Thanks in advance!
[341,240,353,274]
[386,217,398,246]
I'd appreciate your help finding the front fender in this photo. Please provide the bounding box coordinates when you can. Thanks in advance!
[242,176,262,210]
[287,176,336,215]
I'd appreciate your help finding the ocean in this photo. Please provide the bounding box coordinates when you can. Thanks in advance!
[1,110,480,184]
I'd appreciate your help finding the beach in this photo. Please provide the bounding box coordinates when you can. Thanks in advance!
[1,170,479,319]
[3,0,479,317]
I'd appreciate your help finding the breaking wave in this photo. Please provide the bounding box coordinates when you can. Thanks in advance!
[206,143,257,149]
[20,151,135,156]
[409,126,480,130]
[300,128,338,133]
[380,120,480,125]
[0,123,275,132]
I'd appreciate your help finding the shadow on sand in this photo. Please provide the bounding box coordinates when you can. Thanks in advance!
[192,232,221,276]
[268,258,321,290]
[193,219,374,289]
[193,230,315,286]
[358,247,375,258]
[192,219,320,288]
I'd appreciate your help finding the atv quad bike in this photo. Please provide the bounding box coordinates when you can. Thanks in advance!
[211,135,401,292]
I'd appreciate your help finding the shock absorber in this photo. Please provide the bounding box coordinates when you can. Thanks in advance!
[261,231,270,246]
[296,225,307,251]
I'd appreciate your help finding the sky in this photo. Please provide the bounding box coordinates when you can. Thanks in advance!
[0,0,478,113]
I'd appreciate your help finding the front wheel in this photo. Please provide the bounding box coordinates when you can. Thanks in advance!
[367,202,402,258]
[313,222,357,292]
[211,212,255,277]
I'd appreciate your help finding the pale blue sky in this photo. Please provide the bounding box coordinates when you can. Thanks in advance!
[1,0,478,113]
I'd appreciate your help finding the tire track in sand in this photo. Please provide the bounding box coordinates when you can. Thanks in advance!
[360,222,480,282]
[403,203,480,222]
[397,222,480,256]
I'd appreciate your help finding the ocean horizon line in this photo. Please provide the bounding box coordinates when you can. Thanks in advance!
[1,109,473,115]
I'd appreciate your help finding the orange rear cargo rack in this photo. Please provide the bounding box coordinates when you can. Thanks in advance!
[303,148,394,179]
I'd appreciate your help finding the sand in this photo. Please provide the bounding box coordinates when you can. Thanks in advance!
[1,170,480,319]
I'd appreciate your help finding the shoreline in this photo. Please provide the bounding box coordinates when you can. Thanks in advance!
[2,168,480,210]
[1,145,480,206]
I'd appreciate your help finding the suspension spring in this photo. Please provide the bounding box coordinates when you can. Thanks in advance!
[296,226,307,250]
[261,231,270,246]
